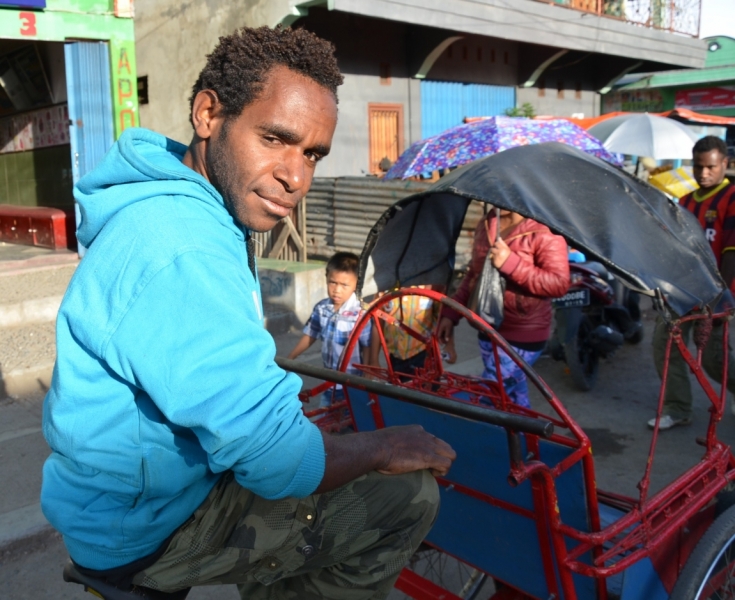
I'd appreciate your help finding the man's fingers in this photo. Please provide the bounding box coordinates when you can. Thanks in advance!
[429,436,456,459]
[436,440,456,461]
[428,457,452,477]
[375,427,456,476]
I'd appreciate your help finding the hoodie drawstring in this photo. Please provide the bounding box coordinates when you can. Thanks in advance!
[246,235,256,279]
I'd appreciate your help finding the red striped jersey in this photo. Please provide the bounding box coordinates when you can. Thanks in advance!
[679,178,735,272]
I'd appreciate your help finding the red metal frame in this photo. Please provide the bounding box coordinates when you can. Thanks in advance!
[299,289,735,599]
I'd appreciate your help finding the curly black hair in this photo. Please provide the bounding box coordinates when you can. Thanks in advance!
[693,135,727,158]
[190,26,343,123]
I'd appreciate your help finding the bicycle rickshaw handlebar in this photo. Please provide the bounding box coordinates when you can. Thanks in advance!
[276,357,555,438]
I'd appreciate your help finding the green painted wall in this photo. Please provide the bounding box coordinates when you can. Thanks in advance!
[604,36,735,116]
[0,5,133,44]
[705,36,735,69]
[50,0,113,14]
[0,0,138,214]
[0,0,138,136]
[0,145,74,208]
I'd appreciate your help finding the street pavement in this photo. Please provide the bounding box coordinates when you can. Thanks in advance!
[2,243,735,598]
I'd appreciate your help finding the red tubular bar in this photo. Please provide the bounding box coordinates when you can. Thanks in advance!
[515,460,583,600]
[435,477,536,520]
[563,449,733,574]
[394,568,464,600]
[525,435,564,600]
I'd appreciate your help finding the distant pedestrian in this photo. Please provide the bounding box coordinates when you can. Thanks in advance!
[288,251,372,406]
[649,135,735,430]
[437,209,570,408]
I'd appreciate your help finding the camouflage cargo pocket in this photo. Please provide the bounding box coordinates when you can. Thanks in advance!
[133,474,321,590]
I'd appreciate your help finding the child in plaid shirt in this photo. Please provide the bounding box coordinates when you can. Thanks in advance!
[288,252,372,407]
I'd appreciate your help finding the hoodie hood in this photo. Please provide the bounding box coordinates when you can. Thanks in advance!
[74,128,239,247]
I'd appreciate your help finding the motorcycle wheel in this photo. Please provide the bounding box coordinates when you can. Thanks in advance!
[564,315,599,391]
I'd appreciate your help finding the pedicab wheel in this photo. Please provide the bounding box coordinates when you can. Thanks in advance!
[397,544,491,600]
[563,316,599,391]
[670,503,735,600]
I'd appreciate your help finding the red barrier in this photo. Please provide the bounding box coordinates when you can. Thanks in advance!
[0,204,71,250]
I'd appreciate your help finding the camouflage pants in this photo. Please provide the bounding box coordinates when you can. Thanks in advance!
[132,469,440,599]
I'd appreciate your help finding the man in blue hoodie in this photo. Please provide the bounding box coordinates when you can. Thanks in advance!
[42,26,455,599]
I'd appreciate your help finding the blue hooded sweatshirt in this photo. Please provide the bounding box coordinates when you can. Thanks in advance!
[41,128,325,570]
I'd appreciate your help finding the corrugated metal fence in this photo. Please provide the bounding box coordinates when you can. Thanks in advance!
[264,176,486,270]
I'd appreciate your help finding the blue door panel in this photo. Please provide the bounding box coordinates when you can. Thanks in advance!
[421,80,515,139]
[64,41,115,248]
[65,41,114,183]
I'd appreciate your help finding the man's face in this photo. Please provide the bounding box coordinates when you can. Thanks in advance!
[327,269,357,310]
[204,66,338,232]
[692,149,728,190]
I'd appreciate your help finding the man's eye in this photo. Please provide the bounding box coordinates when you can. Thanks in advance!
[306,152,323,164]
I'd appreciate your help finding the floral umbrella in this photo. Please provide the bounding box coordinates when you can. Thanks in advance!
[384,116,622,179]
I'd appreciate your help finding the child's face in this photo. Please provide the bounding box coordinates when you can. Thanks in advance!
[327,269,358,310]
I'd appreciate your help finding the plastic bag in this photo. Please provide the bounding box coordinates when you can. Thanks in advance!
[469,207,505,328]
[474,254,505,327]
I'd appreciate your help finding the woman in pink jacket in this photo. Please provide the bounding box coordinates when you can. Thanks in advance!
[437,209,570,407]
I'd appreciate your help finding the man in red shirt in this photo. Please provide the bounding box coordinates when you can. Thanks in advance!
[649,136,735,430]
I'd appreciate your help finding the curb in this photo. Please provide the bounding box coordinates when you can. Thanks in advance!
[0,253,78,277]
[0,295,63,328]
[0,503,56,561]
[1,362,55,398]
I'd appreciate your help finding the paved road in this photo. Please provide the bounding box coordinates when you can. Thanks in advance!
[2,308,733,599]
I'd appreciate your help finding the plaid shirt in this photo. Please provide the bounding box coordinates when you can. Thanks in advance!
[304,293,371,375]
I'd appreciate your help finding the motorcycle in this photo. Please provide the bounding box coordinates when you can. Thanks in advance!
[550,260,643,391]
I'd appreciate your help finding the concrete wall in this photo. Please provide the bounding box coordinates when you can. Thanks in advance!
[258,258,326,329]
[427,36,518,86]
[517,86,600,118]
[296,9,421,177]
[134,0,294,143]
[317,74,416,178]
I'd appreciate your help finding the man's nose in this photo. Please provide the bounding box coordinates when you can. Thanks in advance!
[273,150,307,194]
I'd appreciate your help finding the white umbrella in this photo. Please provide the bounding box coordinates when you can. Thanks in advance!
[588,113,699,160]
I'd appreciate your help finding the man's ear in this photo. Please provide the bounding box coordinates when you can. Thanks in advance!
[190,90,223,140]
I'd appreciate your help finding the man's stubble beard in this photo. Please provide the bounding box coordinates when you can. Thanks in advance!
[206,121,253,232]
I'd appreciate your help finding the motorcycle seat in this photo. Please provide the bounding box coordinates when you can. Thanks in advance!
[63,560,190,600]
[578,261,612,281]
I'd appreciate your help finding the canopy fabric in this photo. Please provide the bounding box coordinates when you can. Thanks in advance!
[665,108,735,126]
[530,109,735,130]
[588,114,700,159]
[384,116,620,180]
[360,143,728,316]
[649,167,698,199]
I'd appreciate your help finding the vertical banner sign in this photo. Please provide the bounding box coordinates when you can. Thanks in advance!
[110,38,138,138]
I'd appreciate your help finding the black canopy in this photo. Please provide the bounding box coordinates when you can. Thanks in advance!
[359,142,729,316]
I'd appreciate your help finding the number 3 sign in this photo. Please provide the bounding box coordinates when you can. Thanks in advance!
[19,12,37,36]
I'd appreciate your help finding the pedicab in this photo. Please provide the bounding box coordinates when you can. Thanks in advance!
[282,143,735,600]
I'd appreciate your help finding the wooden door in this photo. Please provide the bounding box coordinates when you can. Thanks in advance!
[368,103,404,175]
[571,0,599,12]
